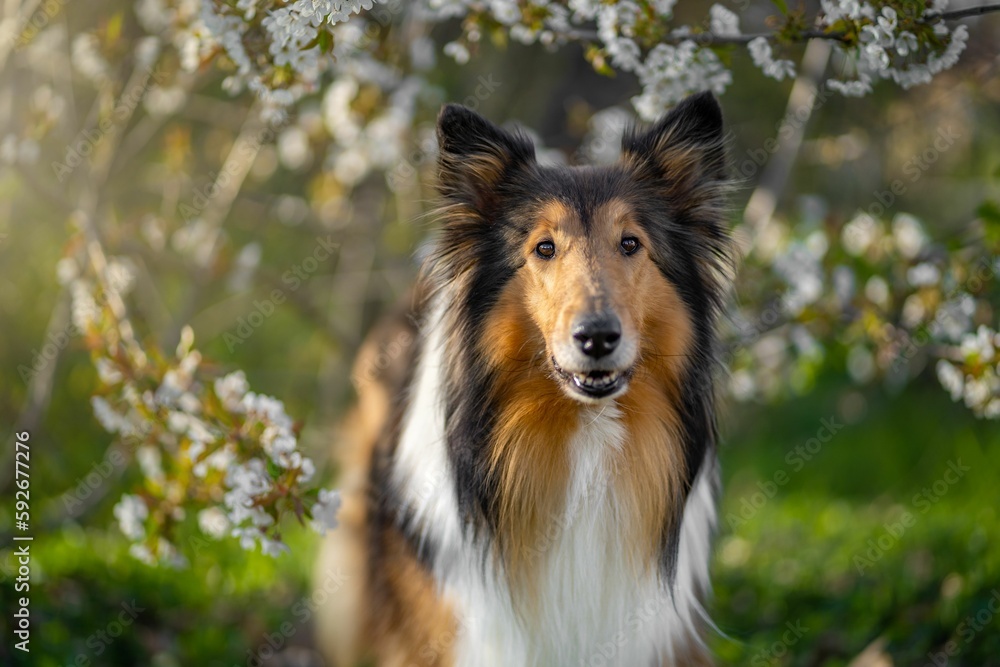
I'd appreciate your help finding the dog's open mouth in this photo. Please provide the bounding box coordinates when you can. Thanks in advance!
[552,359,631,399]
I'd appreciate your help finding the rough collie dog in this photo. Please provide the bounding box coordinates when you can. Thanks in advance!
[316,91,734,667]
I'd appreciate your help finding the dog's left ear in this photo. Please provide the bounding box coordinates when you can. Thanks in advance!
[621,91,727,216]
[436,104,536,212]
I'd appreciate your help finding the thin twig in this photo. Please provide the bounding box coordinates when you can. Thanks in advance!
[0,293,71,493]
[558,3,1000,47]
[561,27,850,45]
[0,0,44,70]
[929,2,1000,21]
[164,104,271,349]
[743,38,833,230]
[672,29,849,46]
[13,164,75,211]
[110,71,203,177]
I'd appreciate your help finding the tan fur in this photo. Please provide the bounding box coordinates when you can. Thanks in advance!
[314,299,457,666]
[366,527,458,667]
[623,129,730,235]
[319,97,731,666]
[314,320,396,666]
[481,197,695,585]
[480,272,577,589]
[317,195,704,663]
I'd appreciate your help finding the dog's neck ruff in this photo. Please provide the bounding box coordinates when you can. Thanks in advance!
[390,303,717,666]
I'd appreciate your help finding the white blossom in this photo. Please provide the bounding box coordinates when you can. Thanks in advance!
[70,280,101,330]
[114,494,148,540]
[71,33,109,84]
[932,295,976,342]
[892,214,926,259]
[865,275,890,309]
[774,242,824,315]
[226,457,272,499]
[709,5,740,38]
[729,369,756,401]
[311,489,342,534]
[137,445,166,485]
[129,543,157,566]
[299,458,316,482]
[215,371,250,411]
[95,358,123,385]
[198,507,231,539]
[91,396,136,435]
[633,41,732,120]
[827,74,873,97]
[260,536,291,556]
[895,31,918,57]
[106,257,136,296]
[847,345,876,383]
[144,85,187,116]
[582,107,632,165]
[936,360,965,401]
[443,40,470,64]
[842,212,879,256]
[193,444,235,478]
[907,263,941,287]
[959,326,998,362]
[748,37,796,82]
[278,127,314,171]
[901,294,926,327]
[56,259,80,286]
[964,376,994,410]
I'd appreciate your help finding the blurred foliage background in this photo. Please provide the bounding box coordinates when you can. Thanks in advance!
[1,1,1000,665]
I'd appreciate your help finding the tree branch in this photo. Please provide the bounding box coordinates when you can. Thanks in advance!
[559,3,1000,47]
[163,104,271,350]
[929,2,1000,21]
[743,38,833,230]
[681,30,849,47]
[0,292,71,494]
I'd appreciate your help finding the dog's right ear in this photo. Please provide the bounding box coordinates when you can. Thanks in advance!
[436,104,535,210]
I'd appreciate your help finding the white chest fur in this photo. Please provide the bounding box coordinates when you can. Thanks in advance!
[391,325,717,666]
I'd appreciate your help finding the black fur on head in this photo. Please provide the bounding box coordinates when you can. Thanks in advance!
[422,93,734,579]
[619,91,734,575]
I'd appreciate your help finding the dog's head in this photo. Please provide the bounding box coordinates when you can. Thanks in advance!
[431,93,732,405]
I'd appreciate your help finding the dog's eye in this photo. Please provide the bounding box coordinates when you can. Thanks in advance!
[620,237,640,255]
[535,241,556,259]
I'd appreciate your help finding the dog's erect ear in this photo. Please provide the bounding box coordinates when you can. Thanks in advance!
[621,91,727,215]
[436,104,536,210]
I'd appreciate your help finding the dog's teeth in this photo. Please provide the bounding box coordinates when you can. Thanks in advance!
[571,370,625,392]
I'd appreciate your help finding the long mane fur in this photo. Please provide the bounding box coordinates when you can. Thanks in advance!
[421,91,735,582]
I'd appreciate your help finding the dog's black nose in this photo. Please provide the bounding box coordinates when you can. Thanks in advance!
[573,313,621,358]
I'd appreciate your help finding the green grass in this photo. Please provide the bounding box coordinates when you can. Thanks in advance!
[1,525,320,666]
[711,381,1000,666]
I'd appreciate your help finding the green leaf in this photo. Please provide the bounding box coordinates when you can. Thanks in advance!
[317,29,334,54]
[585,45,615,77]
[772,0,789,15]
[107,12,124,42]
[977,199,1000,246]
